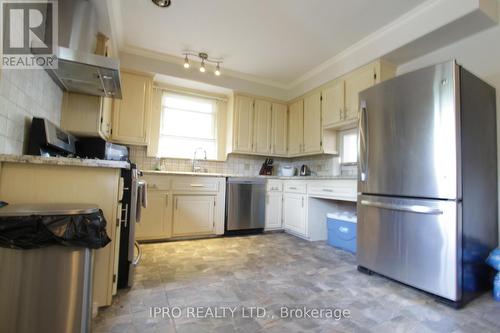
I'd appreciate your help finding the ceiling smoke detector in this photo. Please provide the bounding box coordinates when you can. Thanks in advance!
[152,0,171,8]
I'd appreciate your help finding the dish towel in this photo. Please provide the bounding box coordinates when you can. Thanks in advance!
[136,180,147,222]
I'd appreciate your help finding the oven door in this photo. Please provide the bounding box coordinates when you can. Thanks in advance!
[357,194,461,301]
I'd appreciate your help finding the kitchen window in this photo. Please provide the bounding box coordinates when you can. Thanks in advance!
[157,93,218,159]
[340,128,358,164]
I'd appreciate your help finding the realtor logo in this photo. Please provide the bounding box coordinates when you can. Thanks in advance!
[1,0,57,69]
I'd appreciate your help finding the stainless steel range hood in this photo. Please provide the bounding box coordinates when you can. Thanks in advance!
[46,0,122,98]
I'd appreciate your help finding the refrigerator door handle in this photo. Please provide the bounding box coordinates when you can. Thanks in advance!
[360,200,444,215]
[359,101,368,182]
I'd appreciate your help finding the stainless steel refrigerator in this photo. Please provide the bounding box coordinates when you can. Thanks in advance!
[357,60,498,307]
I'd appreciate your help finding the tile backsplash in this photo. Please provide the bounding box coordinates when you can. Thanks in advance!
[129,146,357,177]
[0,69,63,154]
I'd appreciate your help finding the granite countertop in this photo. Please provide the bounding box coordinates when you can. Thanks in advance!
[141,169,356,180]
[0,154,130,169]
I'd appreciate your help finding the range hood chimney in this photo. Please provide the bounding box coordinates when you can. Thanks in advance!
[46,0,122,99]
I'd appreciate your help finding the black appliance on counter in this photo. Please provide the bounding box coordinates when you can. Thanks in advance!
[27,117,77,157]
[76,137,128,161]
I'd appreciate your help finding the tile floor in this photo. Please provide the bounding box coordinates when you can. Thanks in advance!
[93,233,500,333]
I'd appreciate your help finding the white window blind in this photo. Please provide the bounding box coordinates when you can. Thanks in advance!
[157,93,217,159]
[340,129,358,164]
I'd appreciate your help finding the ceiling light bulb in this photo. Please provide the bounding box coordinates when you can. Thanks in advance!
[200,61,206,73]
[183,55,190,69]
[215,63,221,76]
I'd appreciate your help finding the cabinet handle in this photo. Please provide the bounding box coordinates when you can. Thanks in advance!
[301,197,304,207]
[289,186,297,190]
[165,194,168,207]
[175,198,178,210]
[190,184,205,187]
[266,195,269,205]
[149,184,158,189]
[322,189,333,193]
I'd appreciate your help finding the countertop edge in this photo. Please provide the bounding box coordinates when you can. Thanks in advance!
[141,170,356,180]
[0,154,130,170]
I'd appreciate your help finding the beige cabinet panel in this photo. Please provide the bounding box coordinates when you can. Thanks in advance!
[303,92,322,154]
[233,96,254,153]
[172,195,215,236]
[288,100,304,156]
[283,193,307,236]
[265,192,283,230]
[136,190,170,240]
[0,163,121,307]
[253,99,272,154]
[345,65,376,121]
[322,80,345,127]
[112,71,152,145]
[271,103,288,156]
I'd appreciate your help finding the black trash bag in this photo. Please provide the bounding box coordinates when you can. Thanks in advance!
[0,210,111,249]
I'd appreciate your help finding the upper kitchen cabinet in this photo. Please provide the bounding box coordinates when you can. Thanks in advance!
[271,103,288,156]
[111,71,153,145]
[228,95,288,157]
[321,80,345,128]
[253,99,272,155]
[322,60,396,129]
[60,92,113,140]
[303,92,322,154]
[288,100,304,156]
[233,95,255,153]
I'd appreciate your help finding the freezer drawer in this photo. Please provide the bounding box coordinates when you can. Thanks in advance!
[357,194,460,301]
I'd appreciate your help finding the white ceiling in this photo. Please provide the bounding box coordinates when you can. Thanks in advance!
[119,0,425,85]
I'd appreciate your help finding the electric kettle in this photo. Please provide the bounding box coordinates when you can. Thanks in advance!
[300,164,311,176]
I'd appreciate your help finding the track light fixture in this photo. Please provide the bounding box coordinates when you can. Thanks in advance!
[151,0,171,8]
[182,52,223,76]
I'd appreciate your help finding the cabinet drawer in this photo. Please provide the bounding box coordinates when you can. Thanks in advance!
[266,180,283,192]
[307,180,357,201]
[143,175,171,191]
[172,177,220,192]
[284,182,307,194]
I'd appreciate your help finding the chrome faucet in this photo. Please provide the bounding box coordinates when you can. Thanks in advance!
[192,147,207,173]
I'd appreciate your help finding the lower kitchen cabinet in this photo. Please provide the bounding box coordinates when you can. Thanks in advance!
[172,195,216,236]
[265,192,283,230]
[136,190,171,240]
[283,193,307,237]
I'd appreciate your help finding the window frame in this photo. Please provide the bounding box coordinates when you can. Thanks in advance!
[157,92,218,160]
[339,128,358,166]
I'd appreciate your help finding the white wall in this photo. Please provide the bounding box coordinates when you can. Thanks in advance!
[0,69,63,154]
[397,24,500,242]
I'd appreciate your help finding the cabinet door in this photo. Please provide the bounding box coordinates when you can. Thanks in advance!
[112,72,151,145]
[288,100,304,155]
[172,195,215,236]
[283,193,307,236]
[303,92,322,154]
[100,97,113,139]
[345,65,376,121]
[265,192,283,230]
[271,103,287,155]
[253,99,272,154]
[233,96,254,153]
[136,190,169,240]
[322,80,345,126]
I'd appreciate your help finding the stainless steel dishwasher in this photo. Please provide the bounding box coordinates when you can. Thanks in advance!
[226,178,266,235]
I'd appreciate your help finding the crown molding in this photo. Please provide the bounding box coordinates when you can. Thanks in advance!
[287,0,441,89]
[120,45,290,90]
